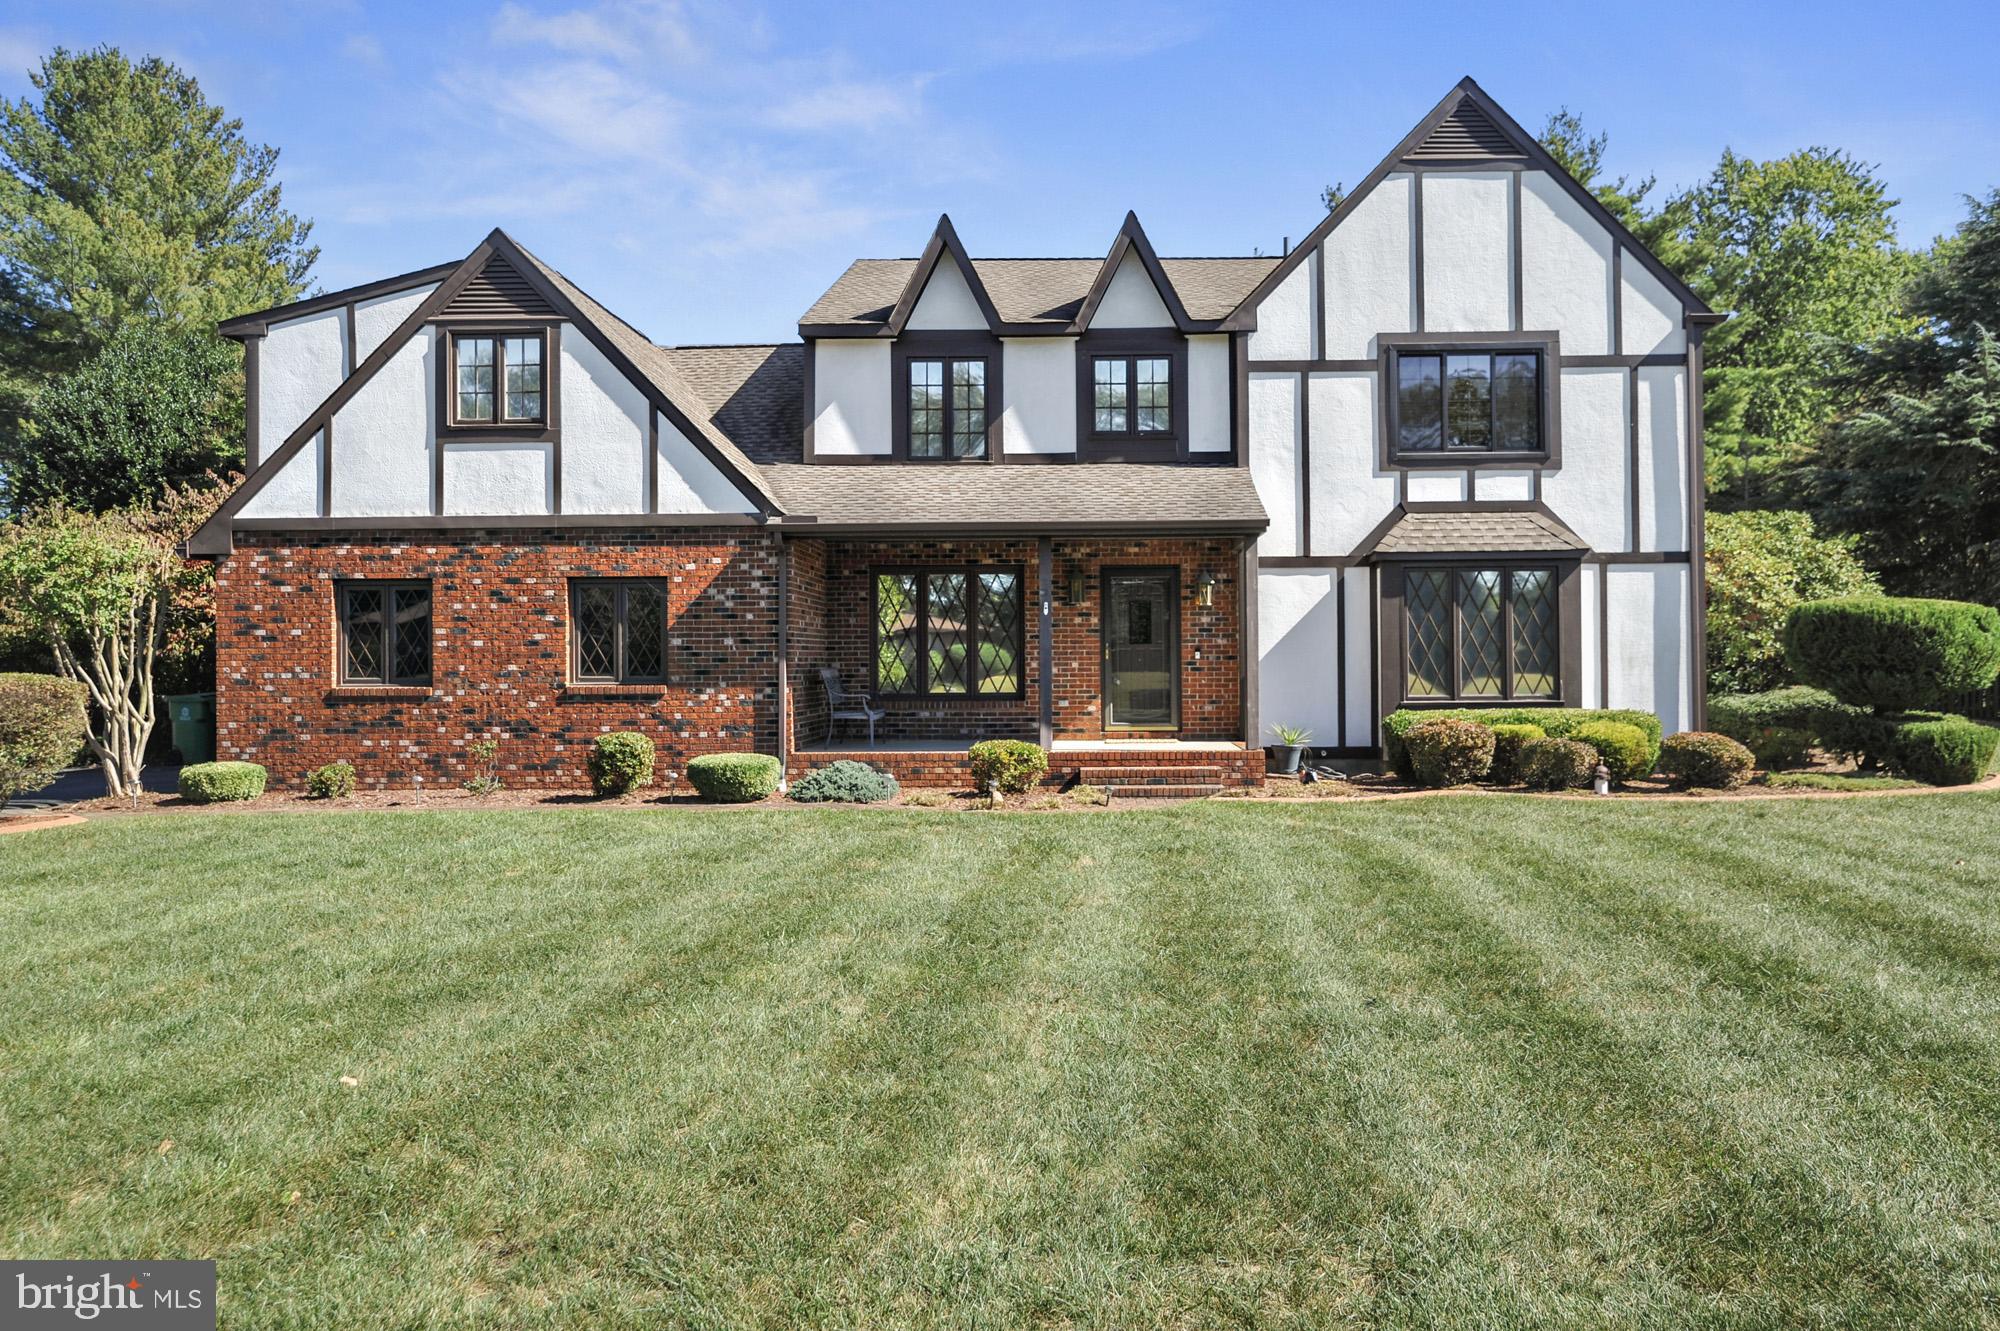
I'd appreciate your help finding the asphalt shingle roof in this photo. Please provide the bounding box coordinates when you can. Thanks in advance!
[657,344,803,465]
[1366,508,1589,556]
[761,462,1267,532]
[800,256,1279,328]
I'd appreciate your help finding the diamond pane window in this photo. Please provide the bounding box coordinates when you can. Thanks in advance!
[339,582,430,686]
[455,337,495,422]
[1511,570,1558,697]
[570,580,667,684]
[873,568,1023,697]
[1402,566,1561,703]
[1457,570,1504,697]
[1405,570,1452,698]
[1392,348,1543,457]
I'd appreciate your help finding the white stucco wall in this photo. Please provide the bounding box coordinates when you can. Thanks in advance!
[1540,367,1628,552]
[1606,564,1692,734]
[1188,335,1230,453]
[904,255,986,330]
[444,442,553,516]
[1257,569,1340,744]
[1342,567,1375,746]
[1323,173,1416,359]
[559,325,648,514]
[1001,338,1076,455]
[1620,256,1685,355]
[1421,172,1513,332]
[1520,171,1613,355]
[1090,250,1173,328]
[1636,364,1689,552]
[239,429,323,517]
[258,309,346,467]
[1247,251,1316,361]
[1306,371,1393,553]
[1248,372,1300,556]
[656,411,754,513]
[354,283,437,364]
[811,340,891,456]
[1474,469,1536,502]
[327,329,435,517]
[1404,470,1469,503]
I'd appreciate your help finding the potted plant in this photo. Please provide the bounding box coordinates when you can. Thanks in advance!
[1266,722,1313,775]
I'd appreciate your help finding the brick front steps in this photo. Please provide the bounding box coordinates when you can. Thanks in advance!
[794,743,1264,793]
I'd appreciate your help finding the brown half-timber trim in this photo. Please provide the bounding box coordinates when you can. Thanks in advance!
[344,301,357,376]
[1627,365,1640,552]
[1687,322,1710,729]
[218,260,461,338]
[801,341,818,461]
[243,335,262,468]
[1412,171,1426,332]
[231,513,764,534]
[1598,562,1611,707]
[1240,539,1260,747]
[1510,170,1524,332]
[320,420,333,518]
[1037,537,1055,749]
[1298,370,1311,553]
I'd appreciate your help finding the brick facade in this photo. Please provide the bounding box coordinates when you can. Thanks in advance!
[214,529,779,789]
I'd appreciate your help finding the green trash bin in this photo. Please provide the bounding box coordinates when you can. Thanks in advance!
[166,692,216,765]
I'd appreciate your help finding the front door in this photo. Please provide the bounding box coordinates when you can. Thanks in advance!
[1104,569,1178,729]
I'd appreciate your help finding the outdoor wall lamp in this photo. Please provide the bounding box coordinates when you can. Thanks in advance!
[1067,563,1087,605]
[1194,571,1217,607]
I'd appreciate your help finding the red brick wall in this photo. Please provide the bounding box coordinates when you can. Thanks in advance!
[213,529,779,789]
[785,534,1243,747]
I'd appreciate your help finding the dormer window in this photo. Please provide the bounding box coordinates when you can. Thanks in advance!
[450,331,546,426]
[907,356,987,459]
[1092,355,1172,435]
[1075,332,1187,460]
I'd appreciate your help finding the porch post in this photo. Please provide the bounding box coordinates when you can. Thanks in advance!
[1037,536,1054,750]
[775,533,790,781]
[1240,537,1259,748]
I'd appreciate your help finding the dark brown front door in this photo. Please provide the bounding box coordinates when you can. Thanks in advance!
[1104,569,1177,729]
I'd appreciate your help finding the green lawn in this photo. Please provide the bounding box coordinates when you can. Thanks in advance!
[4,795,1999,1329]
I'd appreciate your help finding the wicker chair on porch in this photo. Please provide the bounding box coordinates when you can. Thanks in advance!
[817,667,886,746]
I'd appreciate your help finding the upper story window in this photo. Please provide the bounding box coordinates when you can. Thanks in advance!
[570,578,668,685]
[907,357,987,459]
[1381,334,1559,467]
[451,331,545,426]
[338,581,432,687]
[1092,356,1173,436]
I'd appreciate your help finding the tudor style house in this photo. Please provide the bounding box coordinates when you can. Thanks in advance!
[190,79,1716,794]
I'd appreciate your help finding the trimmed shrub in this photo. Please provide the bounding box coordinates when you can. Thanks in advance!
[686,752,780,803]
[1784,597,2000,712]
[1885,715,2000,787]
[1487,722,1545,783]
[1571,720,1653,782]
[1709,686,1845,768]
[1404,718,1495,787]
[1518,737,1598,791]
[1383,707,1661,779]
[968,740,1048,795]
[790,760,899,804]
[178,761,267,804]
[305,761,356,799]
[588,732,656,796]
[0,672,88,805]
[1659,731,1755,790]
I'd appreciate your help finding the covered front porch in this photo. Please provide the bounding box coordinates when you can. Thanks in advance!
[775,530,1263,788]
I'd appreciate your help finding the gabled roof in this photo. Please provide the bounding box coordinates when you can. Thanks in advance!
[800,211,1276,336]
[761,462,1266,534]
[1220,76,1717,330]
[190,229,778,554]
[216,260,463,339]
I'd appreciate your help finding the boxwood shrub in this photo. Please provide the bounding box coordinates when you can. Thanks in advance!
[588,732,656,796]
[1659,731,1755,790]
[177,761,267,804]
[1404,718,1494,787]
[0,672,88,804]
[1383,707,1660,779]
[1487,722,1545,783]
[1570,719,1653,782]
[305,761,356,799]
[1886,715,2000,787]
[686,752,780,803]
[1517,737,1597,791]
[1710,686,1846,768]
[968,739,1048,795]
[790,759,900,804]
[1784,596,2000,712]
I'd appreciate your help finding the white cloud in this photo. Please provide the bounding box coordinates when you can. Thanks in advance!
[341,33,386,70]
[493,0,701,64]
[765,77,927,133]
[0,25,48,82]
[439,61,680,162]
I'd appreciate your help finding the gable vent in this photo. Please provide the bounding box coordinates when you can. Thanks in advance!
[441,255,556,318]
[1405,99,1524,161]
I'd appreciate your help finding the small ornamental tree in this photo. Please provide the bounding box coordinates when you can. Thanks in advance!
[1704,510,1878,693]
[1783,597,2000,713]
[0,492,218,797]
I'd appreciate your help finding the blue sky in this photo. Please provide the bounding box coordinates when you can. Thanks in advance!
[3,1,1995,345]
